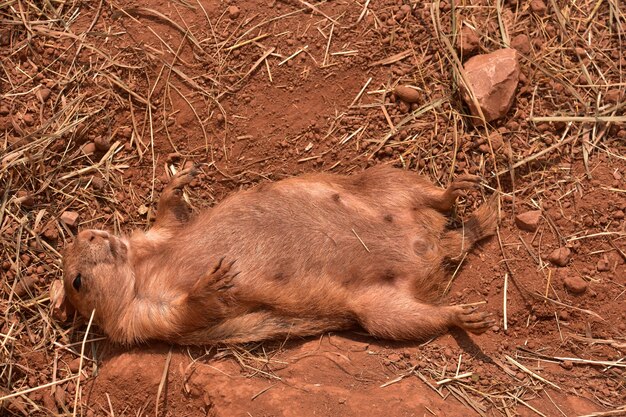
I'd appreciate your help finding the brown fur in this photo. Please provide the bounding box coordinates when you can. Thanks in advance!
[61,165,498,345]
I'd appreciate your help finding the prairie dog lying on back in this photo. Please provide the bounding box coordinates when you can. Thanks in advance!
[58,165,498,345]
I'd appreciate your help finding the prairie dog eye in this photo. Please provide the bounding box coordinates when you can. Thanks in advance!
[73,274,82,291]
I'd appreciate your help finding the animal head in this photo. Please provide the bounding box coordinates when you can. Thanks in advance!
[61,229,135,325]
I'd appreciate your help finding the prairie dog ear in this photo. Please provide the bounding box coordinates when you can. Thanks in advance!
[49,280,75,322]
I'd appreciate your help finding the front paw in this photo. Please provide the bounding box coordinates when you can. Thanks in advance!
[192,257,239,295]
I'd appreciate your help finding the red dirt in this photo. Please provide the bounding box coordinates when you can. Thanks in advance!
[1,0,625,416]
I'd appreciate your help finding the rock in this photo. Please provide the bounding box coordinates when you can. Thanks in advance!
[596,256,610,272]
[515,210,541,232]
[22,113,35,126]
[460,49,520,122]
[511,34,531,55]
[68,357,82,373]
[560,360,573,370]
[94,136,111,151]
[394,85,421,103]
[563,276,588,294]
[605,89,621,104]
[457,26,479,56]
[530,0,547,15]
[16,190,34,207]
[227,5,240,19]
[37,87,51,102]
[60,210,79,227]
[119,126,132,139]
[81,142,96,155]
[613,210,624,220]
[15,275,38,297]
[42,227,59,240]
[548,247,571,267]
[0,105,9,116]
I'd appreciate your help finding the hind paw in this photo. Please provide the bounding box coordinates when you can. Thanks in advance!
[452,305,495,335]
[164,165,199,196]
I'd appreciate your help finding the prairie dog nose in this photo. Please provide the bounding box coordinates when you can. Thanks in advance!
[78,229,109,243]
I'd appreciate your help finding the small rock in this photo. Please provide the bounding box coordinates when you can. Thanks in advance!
[457,26,480,56]
[81,142,96,155]
[94,136,111,151]
[394,85,421,103]
[0,105,9,116]
[15,275,38,297]
[37,87,51,102]
[16,190,35,207]
[43,227,59,240]
[560,360,573,370]
[60,211,79,227]
[510,34,531,55]
[90,175,105,190]
[22,113,35,126]
[563,276,588,295]
[548,247,571,267]
[557,310,569,321]
[596,256,610,272]
[460,48,520,122]
[68,358,82,373]
[530,0,547,15]
[119,126,132,139]
[605,89,621,104]
[613,210,624,220]
[227,5,240,19]
[515,210,541,232]
[387,353,401,362]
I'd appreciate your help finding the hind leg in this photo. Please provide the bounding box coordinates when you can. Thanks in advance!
[352,290,494,340]
[154,166,198,229]
[439,194,499,261]
[428,174,482,212]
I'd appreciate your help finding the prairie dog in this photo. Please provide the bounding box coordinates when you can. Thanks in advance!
[59,165,498,345]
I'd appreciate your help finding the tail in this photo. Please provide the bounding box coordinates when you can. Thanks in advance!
[440,194,499,262]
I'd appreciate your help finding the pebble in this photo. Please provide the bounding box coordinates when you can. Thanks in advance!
[0,105,9,116]
[15,275,38,297]
[515,210,542,232]
[596,256,610,272]
[22,113,35,126]
[563,275,588,294]
[94,136,111,151]
[560,360,573,370]
[227,5,240,19]
[605,89,621,104]
[81,142,96,155]
[547,247,571,267]
[558,310,569,321]
[457,26,479,56]
[43,227,59,240]
[16,190,35,207]
[68,358,82,373]
[394,85,421,103]
[510,34,531,55]
[37,87,51,102]
[60,211,79,227]
[530,0,547,15]
[613,210,624,220]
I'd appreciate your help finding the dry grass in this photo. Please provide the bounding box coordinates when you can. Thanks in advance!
[1,0,624,415]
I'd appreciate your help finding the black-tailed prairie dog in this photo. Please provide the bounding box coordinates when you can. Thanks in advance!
[59,165,498,345]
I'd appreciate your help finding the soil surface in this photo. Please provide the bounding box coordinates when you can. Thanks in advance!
[1,1,625,416]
